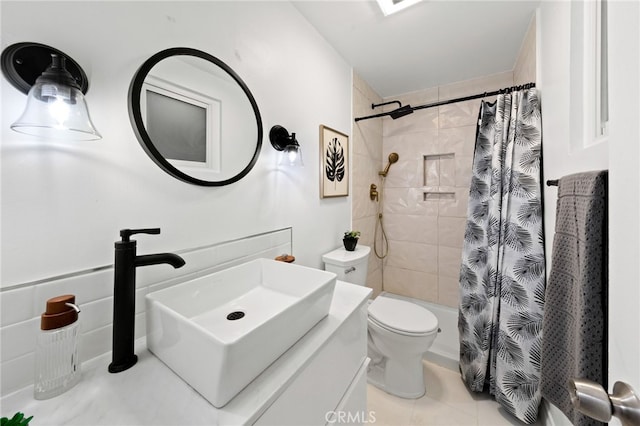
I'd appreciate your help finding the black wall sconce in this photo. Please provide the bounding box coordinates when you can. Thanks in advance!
[269,125,303,167]
[1,42,101,140]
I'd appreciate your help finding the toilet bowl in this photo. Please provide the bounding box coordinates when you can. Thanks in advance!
[322,245,438,398]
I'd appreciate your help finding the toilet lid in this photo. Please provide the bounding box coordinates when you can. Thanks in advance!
[368,297,438,334]
[322,245,371,267]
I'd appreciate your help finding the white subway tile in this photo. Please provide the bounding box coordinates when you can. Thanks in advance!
[248,232,280,254]
[0,318,38,361]
[1,353,34,396]
[79,325,111,366]
[79,298,114,333]
[216,239,250,265]
[32,269,113,317]
[270,229,292,247]
[135,311,146,341]
[1,286,35,326]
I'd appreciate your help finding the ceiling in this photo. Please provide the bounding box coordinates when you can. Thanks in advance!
[292,0,540,98]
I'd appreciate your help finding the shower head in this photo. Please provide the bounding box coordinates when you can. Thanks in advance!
[389,105,413,119]
[379,152,399,177]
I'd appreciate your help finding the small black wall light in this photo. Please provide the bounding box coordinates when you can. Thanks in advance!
[269,125,303,167]
[1,42,102,140]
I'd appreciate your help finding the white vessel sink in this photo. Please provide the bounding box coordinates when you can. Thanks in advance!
[145,258,336,408]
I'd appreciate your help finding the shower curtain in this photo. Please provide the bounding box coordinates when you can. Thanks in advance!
[458,88,545,424]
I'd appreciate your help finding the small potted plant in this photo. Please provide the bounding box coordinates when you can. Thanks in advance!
[343,230,361,251]
[1,412,33,426]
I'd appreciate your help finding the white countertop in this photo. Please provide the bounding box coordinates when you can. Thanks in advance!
[1,282,371,426]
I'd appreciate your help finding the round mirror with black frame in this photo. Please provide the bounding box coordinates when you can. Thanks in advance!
[128,47,262,186]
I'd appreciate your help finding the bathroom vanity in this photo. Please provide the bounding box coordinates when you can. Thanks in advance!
[0,282,371,425]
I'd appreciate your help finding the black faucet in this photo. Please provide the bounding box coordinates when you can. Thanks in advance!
[108,228,185,373]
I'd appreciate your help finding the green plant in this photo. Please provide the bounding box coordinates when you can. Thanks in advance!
[344,230,361,239]
[1,412,33,426]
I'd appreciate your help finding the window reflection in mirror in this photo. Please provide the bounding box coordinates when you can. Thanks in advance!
[143,75,220,171]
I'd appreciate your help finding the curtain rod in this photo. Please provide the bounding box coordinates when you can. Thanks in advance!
[354,82,536,122]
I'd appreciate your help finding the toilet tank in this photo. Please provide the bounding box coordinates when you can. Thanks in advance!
[322,245,370,286]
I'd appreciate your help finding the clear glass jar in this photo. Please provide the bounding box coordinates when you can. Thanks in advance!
[34,295,81,400]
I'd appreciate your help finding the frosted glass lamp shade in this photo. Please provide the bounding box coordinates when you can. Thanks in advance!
[1,45,102,141]
[11,77,102,140]
[280,143,304,167]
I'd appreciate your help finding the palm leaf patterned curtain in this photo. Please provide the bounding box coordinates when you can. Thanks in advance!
[458,88,545,424]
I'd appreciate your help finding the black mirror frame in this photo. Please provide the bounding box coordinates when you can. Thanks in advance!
[128,47,262,186]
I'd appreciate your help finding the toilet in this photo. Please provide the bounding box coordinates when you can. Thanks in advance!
[322,245,438,399]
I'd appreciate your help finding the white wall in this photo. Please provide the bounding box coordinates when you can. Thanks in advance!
[538,2,608,265]
[536,2,639,425]
[605,1,640,422]
[1,1,352,287]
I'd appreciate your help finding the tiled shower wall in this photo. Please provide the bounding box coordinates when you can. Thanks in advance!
[380,71,514,308]
[352,73,384,296]
[352,16,536,307]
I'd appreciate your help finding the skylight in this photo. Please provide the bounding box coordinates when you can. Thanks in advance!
[376,0,424,16]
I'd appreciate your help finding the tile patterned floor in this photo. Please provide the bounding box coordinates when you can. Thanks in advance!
[367,360,544,426]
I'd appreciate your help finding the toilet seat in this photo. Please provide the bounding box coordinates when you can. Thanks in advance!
[368,297,438,336]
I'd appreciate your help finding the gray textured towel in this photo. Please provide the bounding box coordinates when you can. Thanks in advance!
[540,171,608,426]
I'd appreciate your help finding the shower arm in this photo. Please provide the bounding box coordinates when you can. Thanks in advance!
[379,163,392,177]
[372,100,402,110]
[355,82,536,122]
[357,100,406,122]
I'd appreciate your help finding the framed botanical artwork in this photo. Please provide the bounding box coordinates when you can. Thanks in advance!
[320,125,349,198]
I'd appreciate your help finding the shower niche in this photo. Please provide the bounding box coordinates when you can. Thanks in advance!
[423,153,456,200]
